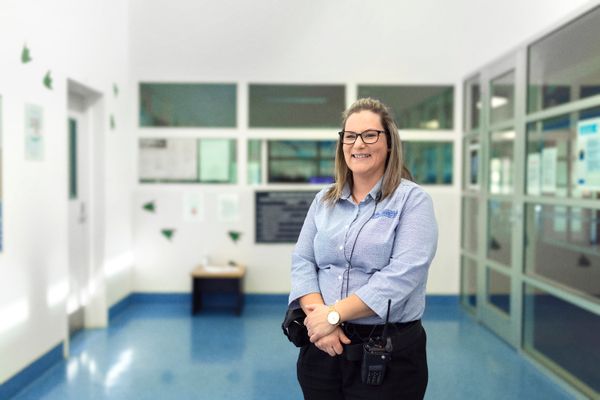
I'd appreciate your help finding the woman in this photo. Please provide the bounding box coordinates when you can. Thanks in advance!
[288,98,438,399]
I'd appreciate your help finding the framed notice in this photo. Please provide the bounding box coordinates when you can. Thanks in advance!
[25,104,44,161]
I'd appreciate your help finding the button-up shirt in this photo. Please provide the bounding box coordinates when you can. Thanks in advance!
[289,178,438,325]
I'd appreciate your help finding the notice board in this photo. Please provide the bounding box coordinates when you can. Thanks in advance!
[255,191,318,243]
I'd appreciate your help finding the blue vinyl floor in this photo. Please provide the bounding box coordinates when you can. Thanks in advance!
[10,300,574,399]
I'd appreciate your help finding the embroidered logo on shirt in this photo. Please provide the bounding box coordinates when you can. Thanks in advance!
[372,209,398,219]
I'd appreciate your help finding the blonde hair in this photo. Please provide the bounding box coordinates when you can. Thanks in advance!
[323,98,412,204]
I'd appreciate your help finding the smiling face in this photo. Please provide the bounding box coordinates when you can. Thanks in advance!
[342,110,389,181]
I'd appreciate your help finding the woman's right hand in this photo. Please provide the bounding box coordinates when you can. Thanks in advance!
[314,327,351,357]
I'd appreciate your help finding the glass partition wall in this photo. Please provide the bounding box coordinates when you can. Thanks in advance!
[461,5,600,398]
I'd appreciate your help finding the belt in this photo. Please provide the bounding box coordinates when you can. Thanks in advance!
[343,320,423,361]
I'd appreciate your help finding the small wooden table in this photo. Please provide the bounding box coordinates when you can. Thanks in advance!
[190,264,246,315]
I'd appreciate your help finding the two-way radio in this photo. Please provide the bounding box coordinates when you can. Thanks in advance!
[361,299,393,385]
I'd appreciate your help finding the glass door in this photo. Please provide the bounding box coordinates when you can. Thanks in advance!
[463,52,522,347]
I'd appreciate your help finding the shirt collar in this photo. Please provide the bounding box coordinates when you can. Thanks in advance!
[340,177,384,202]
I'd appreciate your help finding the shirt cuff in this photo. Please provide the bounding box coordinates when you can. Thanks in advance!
[353,286,387,320]
[288,282,321,308]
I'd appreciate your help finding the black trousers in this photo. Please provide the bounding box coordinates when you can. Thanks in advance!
[296,322,428,400]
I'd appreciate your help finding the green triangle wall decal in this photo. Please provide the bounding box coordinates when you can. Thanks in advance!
[43,71,53,90]
[21,44,32,63]
[228,231,242,243]
[162,229,175,241]
[143,201,155,213]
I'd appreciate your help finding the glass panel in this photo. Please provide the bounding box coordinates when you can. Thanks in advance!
[403,141,452,185]
[138,138,236,183]
[528,6,600,113]
[267,140,336,183]
[489,130,515,194]
[357,85,453,130]
[139,83,236,127]
[487,200,512,266]
[68,119,77,199]
[487,268,511,315]
[249,84,345,128]
[490,70,515,124]
[247,139,262,185]
[464,77,481,131]
[461,197,479,253]
[524,285,600,397]
[525,204,600,300]
[464,136,480,190]
[526,107,600,198]
[461,256,477,309]
[198,139,237,183]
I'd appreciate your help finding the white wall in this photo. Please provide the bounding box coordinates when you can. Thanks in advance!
[0,0,134,384]
[129,0,591,295]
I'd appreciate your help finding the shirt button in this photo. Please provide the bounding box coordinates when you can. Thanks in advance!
[339,245,343,250]
[338,275,342,280]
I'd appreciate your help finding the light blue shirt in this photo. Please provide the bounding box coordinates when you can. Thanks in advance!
[289,178,438,325]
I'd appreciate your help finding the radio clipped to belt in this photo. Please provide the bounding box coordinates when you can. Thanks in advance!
[361,299,393,386]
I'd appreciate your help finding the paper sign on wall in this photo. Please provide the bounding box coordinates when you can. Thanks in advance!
[218,193,240,223]
[25,104,44,160]
[183,192,204,222]
[576,118,600,190]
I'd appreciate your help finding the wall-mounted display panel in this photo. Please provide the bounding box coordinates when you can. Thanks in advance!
[526,107,600,198]
[490,70,515,124]
[357,85,454,130]
[524,203,600,300]
[255,191,317,243]
[403,141,453,185]
[523,284,600,398]
[268,140,336,184]
[139,83,236,127]
[528,6,600,113]
[139,138,237,183]
[249,84,345,128]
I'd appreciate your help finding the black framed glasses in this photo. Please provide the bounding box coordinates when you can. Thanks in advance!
[338,129,385,144]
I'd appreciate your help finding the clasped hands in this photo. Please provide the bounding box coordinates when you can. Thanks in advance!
[304,304,351,357]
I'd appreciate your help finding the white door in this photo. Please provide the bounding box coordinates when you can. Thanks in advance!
[67,93,90,336]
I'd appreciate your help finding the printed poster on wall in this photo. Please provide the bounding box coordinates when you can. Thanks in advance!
[183,192,204,222]
[25,104,44,160]
[576,117,600,190]
[217,193,240,223]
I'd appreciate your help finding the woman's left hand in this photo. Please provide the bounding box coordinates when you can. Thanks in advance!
[304,304,337,343]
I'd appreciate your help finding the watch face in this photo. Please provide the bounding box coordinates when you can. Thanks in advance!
[328,311,340,325]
